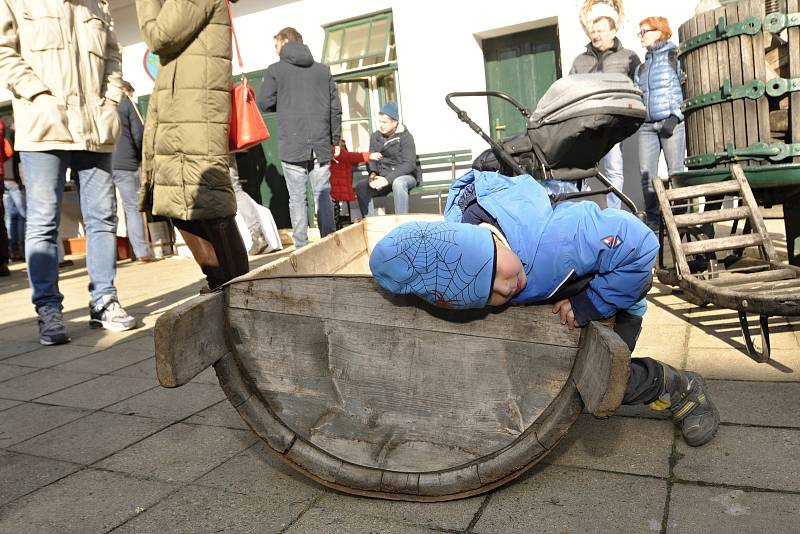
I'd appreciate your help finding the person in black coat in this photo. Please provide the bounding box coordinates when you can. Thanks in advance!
[256,27,342,248]
[112,81,153,262]
[355,101,419,216]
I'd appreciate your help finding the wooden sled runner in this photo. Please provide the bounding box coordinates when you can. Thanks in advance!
[154,215,630,501]
[654,164,800,362]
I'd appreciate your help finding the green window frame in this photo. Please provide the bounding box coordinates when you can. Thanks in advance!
[323,11,395,76]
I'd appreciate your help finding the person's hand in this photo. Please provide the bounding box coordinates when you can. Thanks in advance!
[333,145,341,158]
[369,152,383,161]
[369,175,389,190]
[661,115,679,138]
[552,299,577,328]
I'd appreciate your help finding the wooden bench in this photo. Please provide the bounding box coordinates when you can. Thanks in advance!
[364,149,473,214]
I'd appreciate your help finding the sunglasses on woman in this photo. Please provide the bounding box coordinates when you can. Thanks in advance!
[638,28,657,37]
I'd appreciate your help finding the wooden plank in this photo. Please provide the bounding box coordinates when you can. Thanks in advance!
[571,321,630,418]
[364,214,442,253]
[380,471,420,495]
[228,306,575,472]
[789,0,800,162]
[236,394,296,453]
[714,4,735,153]
[332,252,370,274]
[731,164,779,262]
[653,176,692,276]
[678,22,694,157]
[697,14,714,157]
[711,276,800,293]
[704,9,724,153]
[418,466,483,497]
[665,180,741,200]
[154,291,227,388]
[532,379,583,449]
[749,0,770,146]
[674,206,750,227]
[725,3,748,153]
[682,232,764,255]
[227,276,581,348]
[738,0,760,163]
[704,267,797,286]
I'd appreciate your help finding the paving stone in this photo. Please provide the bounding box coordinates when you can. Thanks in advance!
[114,484,313,534]
[472,465,667,534]
[0,451,81,506]
[631,344,686,371]
[285,505,438,534]
[685,348,800,381]
[8,411,169,465]
[316,490,483,532]
[636,324,689,351]
[95,423,257,483]
[0,368,97,401]
[1,343,100,368]
[104,382,225,420]
[0,399,21,411]
[184,400,249,429]
[542,414,673,477]
[110,357,158,381]
[708,380,800,428]
[0,403,90,447]
[0,468,175,534]
[0,363,36,383]
[667,483,800,534]
[674,426,800,492]
[35,374,156,409]
[0,340,41,360]
[194,442,322,497]
[54,344,153,374]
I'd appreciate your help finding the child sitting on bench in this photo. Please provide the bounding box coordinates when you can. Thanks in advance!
[369,170,719,447]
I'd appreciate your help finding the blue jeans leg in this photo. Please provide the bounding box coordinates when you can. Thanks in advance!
[308,161,336,237]
[4,180,26,254]
[639,121,687,229]
[74,152,117,305]
[281,161,311,248]
[112,169,149,258]
[391,175,417,214]
[601,141,625,210]
[20,151,67,310]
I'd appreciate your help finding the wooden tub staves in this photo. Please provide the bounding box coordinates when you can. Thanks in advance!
[154,215,631,501]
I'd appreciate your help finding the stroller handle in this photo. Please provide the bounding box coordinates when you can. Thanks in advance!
[445,91,532,118]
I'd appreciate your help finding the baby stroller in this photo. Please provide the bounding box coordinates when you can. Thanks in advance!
[446,73,646,214]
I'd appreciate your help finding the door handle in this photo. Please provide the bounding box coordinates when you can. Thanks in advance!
[494,118,506,139]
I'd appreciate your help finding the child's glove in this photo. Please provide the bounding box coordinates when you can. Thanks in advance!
[661,115,680,138]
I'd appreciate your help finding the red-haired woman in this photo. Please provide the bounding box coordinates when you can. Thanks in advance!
[635,16,686,230]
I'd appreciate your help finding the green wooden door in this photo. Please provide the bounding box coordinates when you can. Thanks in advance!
[484,26,561,140]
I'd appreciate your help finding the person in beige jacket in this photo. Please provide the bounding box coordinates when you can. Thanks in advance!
[0,0,137,345]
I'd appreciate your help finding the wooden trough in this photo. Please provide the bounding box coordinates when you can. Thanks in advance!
[154,215,631,501]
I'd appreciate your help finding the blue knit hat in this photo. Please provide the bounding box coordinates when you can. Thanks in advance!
[369,221,496,309]
[379,100,399,120]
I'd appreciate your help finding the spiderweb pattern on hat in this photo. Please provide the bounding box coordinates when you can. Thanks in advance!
[386,222,492,308]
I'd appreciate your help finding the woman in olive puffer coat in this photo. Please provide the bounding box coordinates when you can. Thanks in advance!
[136,0,248,289]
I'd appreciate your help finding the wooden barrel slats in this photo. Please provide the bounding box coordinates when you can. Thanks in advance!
[679,0,799,169]
[210,275,625,501]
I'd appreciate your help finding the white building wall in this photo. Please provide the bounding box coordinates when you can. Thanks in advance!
[109,0,697,157]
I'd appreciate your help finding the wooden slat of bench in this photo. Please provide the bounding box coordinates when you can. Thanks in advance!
[418,150,472,159]
[419,158,472,167]
[666,180,741,201]
[704,267,796,286]
[682,232,764,255]
[674,206,750,227]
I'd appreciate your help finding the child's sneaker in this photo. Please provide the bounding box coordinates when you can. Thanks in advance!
[89,295,137,331]
[37,304,70,345]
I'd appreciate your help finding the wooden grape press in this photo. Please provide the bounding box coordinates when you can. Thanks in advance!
[154,215,631,501]
[655,0,800,361]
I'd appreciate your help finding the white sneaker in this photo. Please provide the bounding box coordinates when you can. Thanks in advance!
[89,295,137,332]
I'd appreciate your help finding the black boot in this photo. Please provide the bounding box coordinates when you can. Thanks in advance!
[649,363,720,446]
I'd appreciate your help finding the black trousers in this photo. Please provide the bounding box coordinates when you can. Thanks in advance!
[173,215,249,290]
[0,181,8,265]
[613,311,665,406]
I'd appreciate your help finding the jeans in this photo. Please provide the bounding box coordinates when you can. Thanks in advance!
[281,159,336,248]
[600,141,625,210]
[21,151,118,310]
[355,174,417,216]
[638,120,686,229]
[112,169,149,258]
[4,180,26,256]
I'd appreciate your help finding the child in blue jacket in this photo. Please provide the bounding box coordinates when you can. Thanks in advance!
[370,170,718,447]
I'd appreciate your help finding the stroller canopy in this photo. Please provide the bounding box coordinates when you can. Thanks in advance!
[532,73,645,125]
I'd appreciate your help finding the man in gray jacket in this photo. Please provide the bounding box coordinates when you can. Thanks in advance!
[256,27,342,248]
[0,0,136,345]
[570,16,641,210]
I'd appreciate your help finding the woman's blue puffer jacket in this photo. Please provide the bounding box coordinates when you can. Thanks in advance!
[636,41,684,123]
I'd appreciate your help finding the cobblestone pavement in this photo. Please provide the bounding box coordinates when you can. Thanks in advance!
[1,220,798,533]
